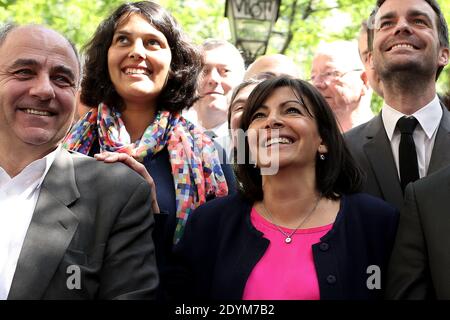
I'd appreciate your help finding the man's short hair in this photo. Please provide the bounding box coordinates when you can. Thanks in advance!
[201,38,245,74]
[0,23,17,47]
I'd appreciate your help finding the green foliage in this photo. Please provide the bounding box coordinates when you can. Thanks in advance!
[371,92,383,114]
[0,0,124,50]
[160,0,226,43]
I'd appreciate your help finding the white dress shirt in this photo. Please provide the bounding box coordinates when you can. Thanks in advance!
[0,146,61,300]
[382,95,442,180]
[208,121,229,139]
[181,107,199,126]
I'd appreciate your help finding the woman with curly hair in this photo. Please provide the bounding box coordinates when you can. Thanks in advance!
[63,1,231,297]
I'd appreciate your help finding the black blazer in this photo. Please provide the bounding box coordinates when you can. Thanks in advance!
[169,192,399,300]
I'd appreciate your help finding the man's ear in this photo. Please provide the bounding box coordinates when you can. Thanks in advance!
[368,51,374,69]
[360,70,370,91]
[439,47,449,67]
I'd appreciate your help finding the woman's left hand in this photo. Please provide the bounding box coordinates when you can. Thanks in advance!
[94,151,160,214]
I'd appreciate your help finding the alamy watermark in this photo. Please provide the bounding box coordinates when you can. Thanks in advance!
[66,265,81,290]
[196,128,287,175]
[366,265,381,290]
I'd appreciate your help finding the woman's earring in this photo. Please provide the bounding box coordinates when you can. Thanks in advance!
[319,153,326,161]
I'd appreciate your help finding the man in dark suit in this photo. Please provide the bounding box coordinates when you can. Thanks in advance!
[386,164,450,299]
[345,0,450,210]
[0,24,158,299]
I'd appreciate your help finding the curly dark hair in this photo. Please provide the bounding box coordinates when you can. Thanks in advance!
[80,1,202,112]
[235,76,363,202]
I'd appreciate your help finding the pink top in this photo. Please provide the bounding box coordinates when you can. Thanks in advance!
[242,208,333,300]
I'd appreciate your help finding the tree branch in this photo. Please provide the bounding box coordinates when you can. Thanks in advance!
[280,0,300,54]
[278,0,351,54]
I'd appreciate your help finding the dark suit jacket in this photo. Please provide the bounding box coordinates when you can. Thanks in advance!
[7,149,158,300]
[169,193,398,300]
[386,165,450,299]
[345,106,450,210]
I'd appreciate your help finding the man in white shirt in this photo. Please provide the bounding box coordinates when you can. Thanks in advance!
[184,39,245,144]
[345,0,450,210]
[0,24,158,299]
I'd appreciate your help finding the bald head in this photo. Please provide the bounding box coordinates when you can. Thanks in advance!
[244,54,300,80]
[313,41,364,74]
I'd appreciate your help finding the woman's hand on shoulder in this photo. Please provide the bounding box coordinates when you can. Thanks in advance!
[94,152,160,214]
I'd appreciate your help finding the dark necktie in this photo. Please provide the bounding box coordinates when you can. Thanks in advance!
[397,116,419,192]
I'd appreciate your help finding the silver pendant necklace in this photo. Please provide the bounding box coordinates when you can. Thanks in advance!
[261,195,321,244]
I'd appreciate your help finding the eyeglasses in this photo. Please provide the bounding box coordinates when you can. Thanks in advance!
[309,69,363,84]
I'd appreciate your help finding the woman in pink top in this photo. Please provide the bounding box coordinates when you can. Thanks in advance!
[170,76,398,300]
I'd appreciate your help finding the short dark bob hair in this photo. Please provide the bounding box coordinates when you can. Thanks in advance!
[235,76,363,202]
[80,1,202,112]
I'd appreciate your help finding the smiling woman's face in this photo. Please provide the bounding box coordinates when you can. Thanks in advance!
[107,13,172,108]
[247,86,327,170]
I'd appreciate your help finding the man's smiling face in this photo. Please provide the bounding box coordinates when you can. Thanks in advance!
[0,26,79,151]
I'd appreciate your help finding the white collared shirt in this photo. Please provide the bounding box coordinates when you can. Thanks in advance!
[0,146,61,300]
[382,95,442,180]
[182,108,199,126]
[209,121,230,140]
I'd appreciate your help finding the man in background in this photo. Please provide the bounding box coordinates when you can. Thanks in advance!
[244,54,300,80]
[311,40,374,132]
[185,39,245,142]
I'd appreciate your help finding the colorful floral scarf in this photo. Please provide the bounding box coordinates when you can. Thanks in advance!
[63,103,228,243]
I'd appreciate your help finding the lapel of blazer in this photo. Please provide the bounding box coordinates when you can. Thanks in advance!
[428,105,450,174]
[8,149,80,300]
[362,115,404,209]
